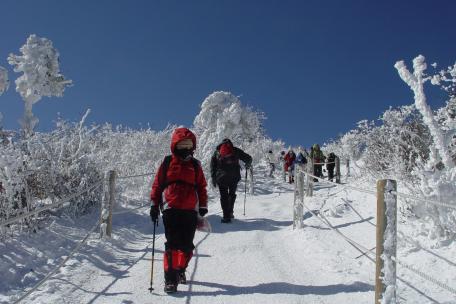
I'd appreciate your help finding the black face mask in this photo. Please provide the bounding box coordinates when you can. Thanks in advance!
[175,148,193,160]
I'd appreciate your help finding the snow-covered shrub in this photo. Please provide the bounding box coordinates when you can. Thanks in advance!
[92,124,175,200]
[323,56,456,242]
[324,119,374,179]
[0,143,30,225]
[193,91,269,170]
[395,55,456,240]
[27,112,103,216]
[0,113,103,234]
[1,89,282,235]
[0,66,8,127]
[8,34,72,137]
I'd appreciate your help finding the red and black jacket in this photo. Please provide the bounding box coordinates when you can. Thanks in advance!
[150,128,208,211]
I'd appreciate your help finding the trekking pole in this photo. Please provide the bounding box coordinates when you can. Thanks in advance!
[243,167,248,216]
[148,220,158,292]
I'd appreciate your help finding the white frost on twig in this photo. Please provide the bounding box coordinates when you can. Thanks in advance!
[394,55,454,170]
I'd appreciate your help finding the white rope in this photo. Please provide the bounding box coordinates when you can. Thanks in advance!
[116,171,155,180]
[0,181,104,227]
[394,257,456,296]
[304,170,456,210]
[305,167,456,210]
[298,167,456,299]
[112,204,149,215]
[302,171,456,297]
[340,198,376,228]
[301,201,375,262]
[313,161,335,165]
[395,191,456,210]
[303,170,378,196]
[12,219,101,304]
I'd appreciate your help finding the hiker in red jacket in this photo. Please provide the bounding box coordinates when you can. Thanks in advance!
[150,127,208,294]
[284,149,296,183]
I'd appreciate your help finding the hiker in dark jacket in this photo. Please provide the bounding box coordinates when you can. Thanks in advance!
[150,127,208,293]
[310,144,325,181]
[326,152,337,181]
[210,138,252,223]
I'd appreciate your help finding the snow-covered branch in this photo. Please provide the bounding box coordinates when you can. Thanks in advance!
[395,55,454,170]
[7,34,72,137]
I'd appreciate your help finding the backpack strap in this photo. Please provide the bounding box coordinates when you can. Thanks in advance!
[160,155,200,191]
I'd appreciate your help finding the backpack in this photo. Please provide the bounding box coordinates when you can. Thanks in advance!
[296,152,307,164]
[160,155,199,191]
[217,143,239,166]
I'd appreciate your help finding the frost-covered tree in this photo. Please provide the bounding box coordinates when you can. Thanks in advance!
[394,55,456,240]
[193,91,267,167]
[8,35,72,138]
[0,66,8,96]
[0,66,8,127]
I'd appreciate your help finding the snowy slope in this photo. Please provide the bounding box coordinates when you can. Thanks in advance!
[2,165,456,304]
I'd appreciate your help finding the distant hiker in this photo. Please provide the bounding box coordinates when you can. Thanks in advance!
[266,150,276,177]
[210,138,252,223]
[284,149,296,184]
[294,147,308,170]
[326,152,336,181]
[278,151,286,181]
[150,127,208,294]
[310,144,325,181]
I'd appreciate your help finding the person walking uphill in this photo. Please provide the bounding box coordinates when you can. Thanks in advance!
[150,127,208,294]
[326,152,337,181]
[284,149,296,184]
[310,144,325,181]
[266,150,276,177]
[210,138,252,223]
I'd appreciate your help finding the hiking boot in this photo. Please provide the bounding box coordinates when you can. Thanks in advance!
[164,282,177,293]
[178,272,187,284]
[221,217,231,223]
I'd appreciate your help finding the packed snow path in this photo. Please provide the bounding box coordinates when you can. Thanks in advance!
[17,171,381,304]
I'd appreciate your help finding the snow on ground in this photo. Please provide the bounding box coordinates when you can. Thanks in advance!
[2,165,456,303]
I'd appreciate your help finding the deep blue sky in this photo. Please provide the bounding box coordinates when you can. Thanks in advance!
[0,0,455,147]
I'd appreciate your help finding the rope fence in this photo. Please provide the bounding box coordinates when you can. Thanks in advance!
[0,180,104,227]
[5,160,456,303]
[304,169,456,210]
[116,171,155,180]
[12,219,101,304]
[293,162,456,301]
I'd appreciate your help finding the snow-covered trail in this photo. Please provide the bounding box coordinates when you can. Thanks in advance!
[20,170,377,304]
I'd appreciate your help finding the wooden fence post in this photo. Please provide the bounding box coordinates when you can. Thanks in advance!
[306,158,313,197]
[335,156,341,184]
[100,170,116,238]
[375,179,397,304]
[293,165,304,229]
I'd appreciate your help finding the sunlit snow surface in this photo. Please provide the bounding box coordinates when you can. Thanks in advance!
[1,165,455,304]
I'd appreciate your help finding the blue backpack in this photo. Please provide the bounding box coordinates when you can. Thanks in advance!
[295,152,307,165]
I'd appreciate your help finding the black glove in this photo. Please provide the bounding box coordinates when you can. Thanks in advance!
[150,206,159,224]
[199,207,208,217]
[246,162,252,170]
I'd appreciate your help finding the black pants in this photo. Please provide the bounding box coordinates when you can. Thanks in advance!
[218,182,238,219]
[327,165,335,181]
[162,209,197,252]
[162,209,197,284]
[314,165,323,180]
